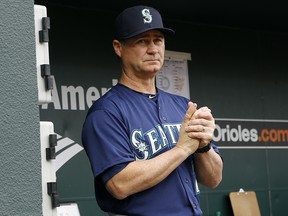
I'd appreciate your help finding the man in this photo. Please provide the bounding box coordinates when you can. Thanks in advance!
[82,5,223,216]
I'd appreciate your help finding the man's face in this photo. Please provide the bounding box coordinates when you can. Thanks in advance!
[119,30,165,78]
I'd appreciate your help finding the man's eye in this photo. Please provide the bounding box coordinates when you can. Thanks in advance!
[155,39,163,44]
[138,39,146,44]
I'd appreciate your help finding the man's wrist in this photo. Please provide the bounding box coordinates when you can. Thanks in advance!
[195,141,211,153]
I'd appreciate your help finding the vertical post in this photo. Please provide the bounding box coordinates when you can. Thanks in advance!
[35,4,58,216]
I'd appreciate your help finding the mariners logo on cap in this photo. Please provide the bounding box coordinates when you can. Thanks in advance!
[114,5,174,40]
[142,9,152,24]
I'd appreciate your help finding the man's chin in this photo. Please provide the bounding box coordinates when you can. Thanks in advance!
[145,64,162,72]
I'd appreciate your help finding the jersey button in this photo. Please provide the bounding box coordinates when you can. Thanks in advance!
[162,116,167,121]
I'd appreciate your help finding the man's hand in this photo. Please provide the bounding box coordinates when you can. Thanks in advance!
[185,106,215,148]
[176,102,200,155]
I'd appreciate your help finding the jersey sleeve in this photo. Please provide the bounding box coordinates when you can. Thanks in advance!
[82,109,135,179]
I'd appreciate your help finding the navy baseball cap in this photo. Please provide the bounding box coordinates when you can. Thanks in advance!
[114,5,175,40]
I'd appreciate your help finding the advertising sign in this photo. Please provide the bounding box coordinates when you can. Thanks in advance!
[215,118,288,149]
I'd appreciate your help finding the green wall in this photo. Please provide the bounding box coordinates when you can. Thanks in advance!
[0,1,42,215]
[39,4,288,216]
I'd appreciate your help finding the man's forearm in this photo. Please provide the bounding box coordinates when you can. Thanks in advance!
[194,148,223,188]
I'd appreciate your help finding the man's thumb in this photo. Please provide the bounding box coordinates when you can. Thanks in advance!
[183,102,197,123]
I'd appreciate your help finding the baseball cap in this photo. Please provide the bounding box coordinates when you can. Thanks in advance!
[114,5,175,40]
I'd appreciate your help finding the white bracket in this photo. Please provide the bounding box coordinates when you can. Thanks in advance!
[40,121,58,216]
[34,5,53,104]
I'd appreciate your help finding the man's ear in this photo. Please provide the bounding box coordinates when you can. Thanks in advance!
[112,40,121,57]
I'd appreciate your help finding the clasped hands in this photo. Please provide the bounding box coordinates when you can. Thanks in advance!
[177,102,215,155]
